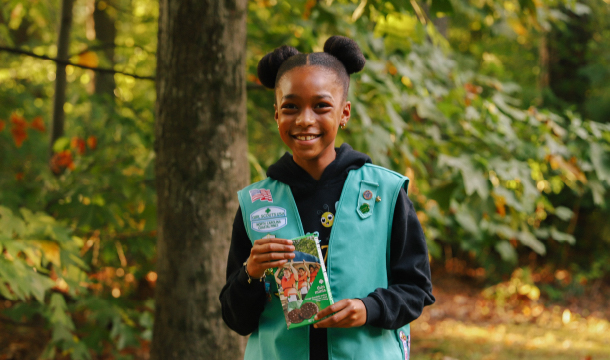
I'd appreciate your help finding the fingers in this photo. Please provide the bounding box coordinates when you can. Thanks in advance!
[252,238,293,246]
[251,239,294,254]
[313,299,367,329]
[314,299,348,320]
[247,238,295,278]
[250,251,295,263]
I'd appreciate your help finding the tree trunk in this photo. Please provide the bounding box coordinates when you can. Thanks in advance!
[50,0,75,158]
[152,0,248,359]
[543,7,592,113]
[93,0,116,100]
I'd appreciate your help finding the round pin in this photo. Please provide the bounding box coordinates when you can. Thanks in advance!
[363,190,373,200]
[376,196,381,202]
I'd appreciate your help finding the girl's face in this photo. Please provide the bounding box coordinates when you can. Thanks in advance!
[298,268,305,275]
[274,66,351,175]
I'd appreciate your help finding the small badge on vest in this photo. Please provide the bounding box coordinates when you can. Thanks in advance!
[363,190,373,200]
[359,203,370,214]
[357,180,379,219]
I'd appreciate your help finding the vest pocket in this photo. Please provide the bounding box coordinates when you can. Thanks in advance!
[357,180,379,219]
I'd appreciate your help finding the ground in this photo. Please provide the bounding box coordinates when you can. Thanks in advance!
[1,263,609,359]
[411,264,610,360]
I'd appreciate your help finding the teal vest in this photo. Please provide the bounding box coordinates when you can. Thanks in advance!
[237,164,411,360]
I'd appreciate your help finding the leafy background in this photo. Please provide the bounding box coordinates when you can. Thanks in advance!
[1,0,609,358]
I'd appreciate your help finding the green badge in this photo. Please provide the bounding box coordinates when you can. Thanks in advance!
[359,203,370,214]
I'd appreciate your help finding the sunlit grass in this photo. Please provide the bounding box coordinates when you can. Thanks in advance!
[411,311,610,359]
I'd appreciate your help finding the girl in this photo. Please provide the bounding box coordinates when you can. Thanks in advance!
[275,261,299,303]
[297,260,311,297]
[308,263,319,286]
[220,36,434,360]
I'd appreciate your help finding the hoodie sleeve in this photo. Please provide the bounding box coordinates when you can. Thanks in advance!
[360,189,435,329]
[219,206,267,336]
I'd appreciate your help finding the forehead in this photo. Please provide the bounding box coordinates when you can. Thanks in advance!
[276,65,343,100]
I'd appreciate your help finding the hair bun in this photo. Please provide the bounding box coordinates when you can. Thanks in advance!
[323,36,366,74]
[257,45,300,89]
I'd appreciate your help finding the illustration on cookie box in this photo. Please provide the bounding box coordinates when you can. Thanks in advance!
[272,233,334,329]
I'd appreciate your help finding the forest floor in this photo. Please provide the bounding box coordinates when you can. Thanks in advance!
[411,263,610,360]
[1,262,609,360]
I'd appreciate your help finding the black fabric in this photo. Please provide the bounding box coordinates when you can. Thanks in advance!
[219,143,435,359]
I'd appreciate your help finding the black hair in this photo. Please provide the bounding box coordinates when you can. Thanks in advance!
[257,36,366,99]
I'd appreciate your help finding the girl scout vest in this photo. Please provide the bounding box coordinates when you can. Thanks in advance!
[237,164,412,360]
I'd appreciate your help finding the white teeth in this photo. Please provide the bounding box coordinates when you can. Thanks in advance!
[295,135,318,141]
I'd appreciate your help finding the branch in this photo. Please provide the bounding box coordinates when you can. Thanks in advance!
[0,45,267,89]
[0,45,155,81]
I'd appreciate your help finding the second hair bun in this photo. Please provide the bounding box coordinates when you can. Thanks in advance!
[323,36,366,74]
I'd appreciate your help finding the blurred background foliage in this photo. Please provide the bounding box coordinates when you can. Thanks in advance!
[0,0,609,358]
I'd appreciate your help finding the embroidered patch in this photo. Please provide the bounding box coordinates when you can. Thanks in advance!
[249,188,273,203]
[399,331,409,360]
[251,206,287,232]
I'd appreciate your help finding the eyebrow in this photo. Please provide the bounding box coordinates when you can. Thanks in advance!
[281,94,334,101]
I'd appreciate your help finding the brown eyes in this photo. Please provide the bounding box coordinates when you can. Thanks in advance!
[280,103,331,110]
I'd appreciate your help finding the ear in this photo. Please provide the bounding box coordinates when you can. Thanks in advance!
[274,103,279,125]
[340,101,351,126]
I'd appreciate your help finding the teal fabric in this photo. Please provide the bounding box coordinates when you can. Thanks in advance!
[237,164,411,360]
[237,179,309,360]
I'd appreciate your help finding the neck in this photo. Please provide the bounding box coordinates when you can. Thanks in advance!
[293,145,337,181]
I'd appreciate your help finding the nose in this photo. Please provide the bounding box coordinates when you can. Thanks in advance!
[296,107,315,127]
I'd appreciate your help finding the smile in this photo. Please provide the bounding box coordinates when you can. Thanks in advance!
[293,134,321,141]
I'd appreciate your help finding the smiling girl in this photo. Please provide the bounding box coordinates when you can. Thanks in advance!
[220,36,434,360]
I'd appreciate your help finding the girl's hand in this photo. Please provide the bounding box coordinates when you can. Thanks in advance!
[313,299,367,328]
[246,238,295,278]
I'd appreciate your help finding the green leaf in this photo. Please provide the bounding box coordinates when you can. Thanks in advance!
[517,230,546,255]
[52,137,71,152]
[554,206,574,221]
[549,227,576,244]
[0,206,26,237]
[589,180,606,206]
[495,241,518,263]
[455,207,480,235]
[439,155,489,199]
[590,143,610,183]
[29,272,55,303]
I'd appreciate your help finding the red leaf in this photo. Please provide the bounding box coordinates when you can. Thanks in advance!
[30,116,46,132]
[87,135,97,150]
[71,137,86,155]
[10,113,28,147]
[50,150,75,174]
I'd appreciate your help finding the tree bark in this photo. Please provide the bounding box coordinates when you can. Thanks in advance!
[93,0,116,100]
[50,0,75,158]
[152,0,248,359]
[544,7,592,113]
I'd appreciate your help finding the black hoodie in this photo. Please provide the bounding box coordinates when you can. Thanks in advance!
[219,143,435,360]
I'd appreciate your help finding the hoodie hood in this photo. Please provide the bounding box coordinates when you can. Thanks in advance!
[266,143,371,191]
